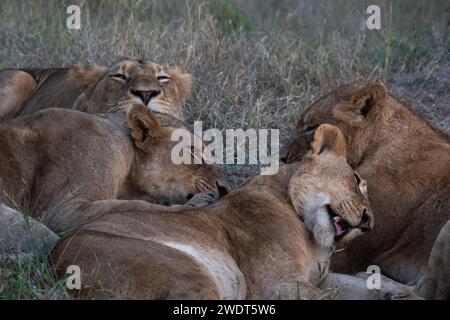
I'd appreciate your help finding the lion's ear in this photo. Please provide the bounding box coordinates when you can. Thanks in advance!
[311,124,347,158]
[168,69,192,103]
[126,104,162,151]
[333,82,388,127]
[69,64,107,90]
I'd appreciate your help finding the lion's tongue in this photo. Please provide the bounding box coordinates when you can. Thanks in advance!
[333,217,344,236]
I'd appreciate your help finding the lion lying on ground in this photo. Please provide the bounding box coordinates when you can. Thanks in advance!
[0,104,228,233]
[50,124,387,299]
[281,82,450,299]
[0,58,190,120]
[414,219,450,299]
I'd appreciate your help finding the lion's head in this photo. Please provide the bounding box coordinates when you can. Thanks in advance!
[289,124,373,248]
[281,82,390,167]
[70,59,192,120]
[122,103,229,205]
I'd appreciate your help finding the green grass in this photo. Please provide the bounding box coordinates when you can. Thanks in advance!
[316,261,330,289]
[0,0,449,299]
[0,254,69,299]
[0,198,63,300]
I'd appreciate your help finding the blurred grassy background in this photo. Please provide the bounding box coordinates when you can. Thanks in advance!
[0,0,449,299]
[1,0,449,184]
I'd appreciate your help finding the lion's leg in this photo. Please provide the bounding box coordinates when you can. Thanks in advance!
[82,194,216,215]
[0,70,37,119]
[43,194,216,232]
[414,220,450,300]
[329,273,422,300]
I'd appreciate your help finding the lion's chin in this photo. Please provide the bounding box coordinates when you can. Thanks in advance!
[314,227,364,249]
[315,229,335,248]
[336,228,364,247]
[305,203,363,249]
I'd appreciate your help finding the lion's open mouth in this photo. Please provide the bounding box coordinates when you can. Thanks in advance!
[326,205,351,240]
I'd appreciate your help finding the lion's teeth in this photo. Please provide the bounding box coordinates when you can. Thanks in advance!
[333,217,344,236]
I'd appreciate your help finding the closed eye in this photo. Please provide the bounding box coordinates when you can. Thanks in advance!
[110,74,127,81]
[354,172,367,195]
[157,75,171,83]
[354,172,361,184]
[304,125,318,135]
[189,145,203,162]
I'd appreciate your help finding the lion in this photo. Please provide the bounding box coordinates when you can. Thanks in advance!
[0,58,191,120]
[0,103,229,233]
[414,219,450,299]
[49,124,386,299]
[281,82,450,292]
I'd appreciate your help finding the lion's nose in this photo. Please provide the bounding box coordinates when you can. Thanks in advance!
[131,89,161,105]
[359,209,372,231]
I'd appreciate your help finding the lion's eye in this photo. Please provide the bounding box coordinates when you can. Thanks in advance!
[354,172,367,195]
[304,125,318,135]
[111,74,127,81]
[354,172,361,184]
[157,75,170,83]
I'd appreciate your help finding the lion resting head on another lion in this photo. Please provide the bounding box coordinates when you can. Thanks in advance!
[51,124,377,299]
[0,104,228,232]
[281,82,450,291]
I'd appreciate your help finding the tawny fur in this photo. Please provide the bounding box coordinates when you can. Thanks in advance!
[51,125,374,300]
[68,64,107,90]
[283,82,450,290]
[0,104,227,233]
[0,59,191,120]
[0,70,37,119]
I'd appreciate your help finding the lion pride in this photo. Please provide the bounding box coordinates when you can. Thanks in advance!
[51,124,379,299]
[281,82,450,298]
[0,58,191,120]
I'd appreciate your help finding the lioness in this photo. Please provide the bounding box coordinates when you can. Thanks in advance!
[51,125,374,299]
[281,83,450,292]
[0,104,228,233]
[0,58,190,120]
[414,219,450,299]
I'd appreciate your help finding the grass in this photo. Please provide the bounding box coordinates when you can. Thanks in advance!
[0,0,449,299]
[316,261,330,289]
[0,254,69,299]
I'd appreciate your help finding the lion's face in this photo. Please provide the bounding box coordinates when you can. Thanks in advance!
[289,124,373,248]
[71,59,192,120]
[124,104,229,205]
[281,83,388,167]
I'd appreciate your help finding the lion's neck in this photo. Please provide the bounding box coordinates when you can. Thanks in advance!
[197,163,325,297]
[356,96,450,233]
[243,163,298,195]
[360,96,449,178]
